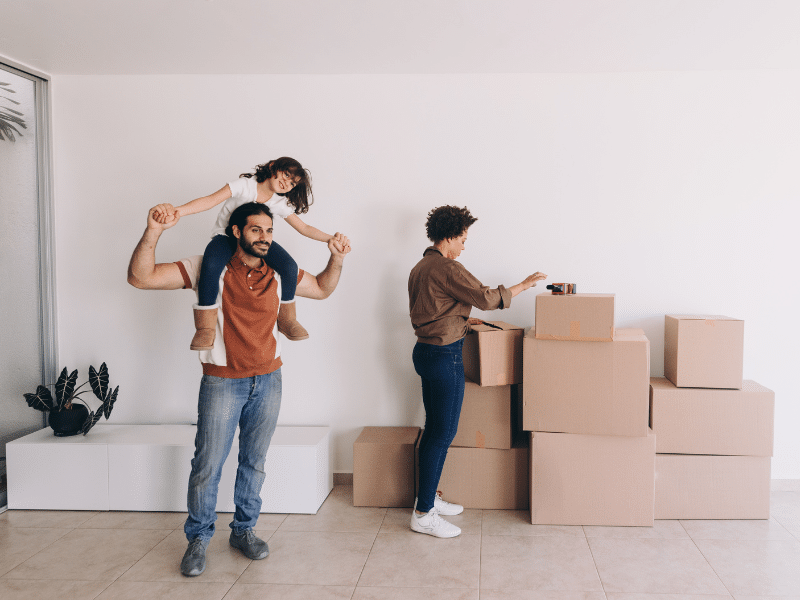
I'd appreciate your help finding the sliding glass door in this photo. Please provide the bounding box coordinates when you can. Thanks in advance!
[0,60,57,508]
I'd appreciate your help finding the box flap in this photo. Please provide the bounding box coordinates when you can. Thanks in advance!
[666,314,742,322]
[354,426,421,445]
[470,320,523,333]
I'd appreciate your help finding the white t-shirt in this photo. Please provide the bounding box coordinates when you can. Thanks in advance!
[210,177,295,237]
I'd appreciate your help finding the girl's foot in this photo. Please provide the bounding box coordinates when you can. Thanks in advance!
[277,302,309,341]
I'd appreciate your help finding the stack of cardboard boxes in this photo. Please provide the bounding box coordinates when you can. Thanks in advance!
[651,315,774,519]
[523,293,655,526]
[430,322,529,509]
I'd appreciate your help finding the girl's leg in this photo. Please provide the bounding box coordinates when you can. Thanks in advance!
[265,241,308,341]
[191,235,234,351]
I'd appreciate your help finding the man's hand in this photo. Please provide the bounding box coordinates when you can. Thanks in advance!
[148,205,181,231]
[328,235,351,258]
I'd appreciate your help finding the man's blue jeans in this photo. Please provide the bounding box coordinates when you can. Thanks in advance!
[184,370,282,542]
[412,339,465,514]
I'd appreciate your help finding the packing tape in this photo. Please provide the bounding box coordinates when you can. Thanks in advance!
[475,431,486,449]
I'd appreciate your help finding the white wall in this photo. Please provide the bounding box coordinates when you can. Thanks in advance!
[50,72,799,476]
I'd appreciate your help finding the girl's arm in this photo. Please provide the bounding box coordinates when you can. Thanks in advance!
[174,185,232,217]
[285,213,336,243]
[153,185,232,223]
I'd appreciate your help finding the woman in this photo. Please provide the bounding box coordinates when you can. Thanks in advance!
[408,205,546,538]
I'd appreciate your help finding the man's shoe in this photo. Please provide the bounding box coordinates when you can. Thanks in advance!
[180,538,207,577]
[410,507,461,538]
[414,491,464,516]
[229,529,269,559]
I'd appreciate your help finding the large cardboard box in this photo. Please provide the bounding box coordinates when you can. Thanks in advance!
[451,380,519,450]
[664,315,744,389]
[353,426,420,507]
[523,328,650,437]
[462,321,523,386]
[650,377,774,456]
[530,430,656,526]
[415,433,529,509]
[655,454,770,519]
[535,293,615,341]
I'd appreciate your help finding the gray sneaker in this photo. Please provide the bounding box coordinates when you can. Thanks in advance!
[180,537,208,577]
[229,529,269,560]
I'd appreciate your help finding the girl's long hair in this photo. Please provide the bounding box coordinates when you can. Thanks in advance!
[240,157,313,214]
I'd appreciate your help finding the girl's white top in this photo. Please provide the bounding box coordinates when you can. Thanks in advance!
[210,177,295,237]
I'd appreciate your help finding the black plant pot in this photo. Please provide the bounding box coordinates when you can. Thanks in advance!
[48,404,89,437]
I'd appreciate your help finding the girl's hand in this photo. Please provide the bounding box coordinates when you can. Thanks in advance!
[331,232,351,252]
[152,203,176,225]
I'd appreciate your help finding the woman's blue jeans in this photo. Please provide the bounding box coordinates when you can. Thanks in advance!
[184,370,282,542]
[412,338,465,513]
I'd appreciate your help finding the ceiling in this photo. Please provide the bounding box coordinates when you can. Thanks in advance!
[2,0,799,75]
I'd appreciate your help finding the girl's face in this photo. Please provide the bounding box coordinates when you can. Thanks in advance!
[271,170,300,194]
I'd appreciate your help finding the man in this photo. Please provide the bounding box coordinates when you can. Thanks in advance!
[127,202,350,576]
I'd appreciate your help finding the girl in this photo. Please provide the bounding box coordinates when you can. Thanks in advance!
[154,157,346,350]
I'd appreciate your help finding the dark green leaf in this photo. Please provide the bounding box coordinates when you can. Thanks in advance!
[24,385,54,412]
[89,363,109,401]
[103,386,119,419]
[81,409,103,435]
[55,368,78,410]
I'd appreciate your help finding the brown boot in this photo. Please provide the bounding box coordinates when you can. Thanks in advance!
[277,302,309,341]
[190,305,218,351]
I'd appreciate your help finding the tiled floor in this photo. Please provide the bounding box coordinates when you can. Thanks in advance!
[2,486,800,600]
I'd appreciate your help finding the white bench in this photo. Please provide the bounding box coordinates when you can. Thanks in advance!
[6,424,332,514]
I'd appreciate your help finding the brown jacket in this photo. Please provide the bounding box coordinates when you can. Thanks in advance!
[408,247,511,346]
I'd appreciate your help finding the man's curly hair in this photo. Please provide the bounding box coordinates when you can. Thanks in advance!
[425,205,478,244]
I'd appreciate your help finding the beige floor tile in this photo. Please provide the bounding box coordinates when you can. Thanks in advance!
[80,511,187,530]
[359,531,480,589]
[214,512,289,532]
[226,583,355,599]
[0,579,111,600]
[694,538,800,596]
[279,500,386,534]
[733,596,800,600]
[769,492,800,534]
[587,538,728,595]
[480,535,602,592]
[605,595,733,599]
[583,521,689,539]
[380,508,482,535]
[353,586,478,599]
[237,530,375,586]
[119,529,253,583]
[480,591,606,600]
[481,510,584,537]
[95,580,233,600]
[680,518,795,541]
[0,510,99,529]
[2,527,170,581]
[0,527,72,576]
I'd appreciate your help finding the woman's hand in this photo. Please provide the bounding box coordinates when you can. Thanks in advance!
[522,271,548,290]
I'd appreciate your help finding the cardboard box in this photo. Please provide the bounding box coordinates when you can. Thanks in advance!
[664,315,744,389]
[535,293,615,341]
[523,328,650,437]
[650,377,774,456]
[353,426,420,507]
[655,454,770,519]
[415,432,529,509]
[462,321,523,386]
[451,380,519,449]
[530,430,656,526]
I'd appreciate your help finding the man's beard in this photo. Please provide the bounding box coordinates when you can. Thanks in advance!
[239,237,270,258]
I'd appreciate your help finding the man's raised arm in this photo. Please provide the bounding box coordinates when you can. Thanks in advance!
[127,207,186,290]
[296,236,351,300]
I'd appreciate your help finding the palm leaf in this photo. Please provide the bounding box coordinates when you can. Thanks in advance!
[81,409,104,435]
[103,385,119,419]
[89,363,109,401]
[54,368,78,410]
[23,385,54,412]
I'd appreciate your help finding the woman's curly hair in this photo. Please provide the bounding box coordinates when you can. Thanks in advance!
[240,157,313,214]
[425,205,478,243]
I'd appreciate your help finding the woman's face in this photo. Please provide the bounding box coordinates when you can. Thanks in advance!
[444,231,468,259]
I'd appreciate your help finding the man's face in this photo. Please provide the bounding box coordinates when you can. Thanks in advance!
[234,213,274,259]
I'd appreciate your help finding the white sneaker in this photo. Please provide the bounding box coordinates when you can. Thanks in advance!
[410,507,461,538]
[414,492,464,516]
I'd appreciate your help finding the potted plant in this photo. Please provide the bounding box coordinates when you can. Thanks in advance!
[23,363,119,436]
